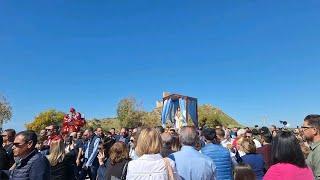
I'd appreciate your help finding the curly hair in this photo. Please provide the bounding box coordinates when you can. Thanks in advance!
[109,142,129,165]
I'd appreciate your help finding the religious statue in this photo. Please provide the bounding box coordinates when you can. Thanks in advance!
[174,107,185,129]
[62,107,85,133]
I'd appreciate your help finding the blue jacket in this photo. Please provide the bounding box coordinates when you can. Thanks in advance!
[84,134,100,167]
[168,146,216,180]
[242,153,265,180]
[115,135,130,145]
[201,143,233,180]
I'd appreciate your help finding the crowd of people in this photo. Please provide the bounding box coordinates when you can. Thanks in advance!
[0,114,319,180]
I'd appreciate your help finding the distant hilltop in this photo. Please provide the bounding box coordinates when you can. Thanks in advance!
[197,104,241,128]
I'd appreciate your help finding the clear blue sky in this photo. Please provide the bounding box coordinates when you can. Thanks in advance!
[1,1,320,131]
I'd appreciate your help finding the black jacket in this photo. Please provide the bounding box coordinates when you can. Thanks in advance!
[50,153,76,180]
[4,143,15,168]
[0,147,10,170]
[97,159,129,180]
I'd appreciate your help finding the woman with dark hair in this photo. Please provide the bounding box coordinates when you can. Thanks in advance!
[106,142,129,179]
[264,131,313,180]
[234,163,256,180]
[171,132,181,152]
[97,141,129,180]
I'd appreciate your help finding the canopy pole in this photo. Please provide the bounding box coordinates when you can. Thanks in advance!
[195,99,198,127]
[186,97,189,124]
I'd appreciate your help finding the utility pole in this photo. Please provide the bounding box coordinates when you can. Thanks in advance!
[262,115,268,126]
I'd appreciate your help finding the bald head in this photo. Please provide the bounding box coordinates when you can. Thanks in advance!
[70,132,77,138]
[179,126,198,146]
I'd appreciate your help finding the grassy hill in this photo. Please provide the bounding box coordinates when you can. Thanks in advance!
[198,104,241,128]
[86,104,241,131]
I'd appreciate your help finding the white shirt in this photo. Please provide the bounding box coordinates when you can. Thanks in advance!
[126,153,180,180]
[253,139,262,148]
[220,139,232,148]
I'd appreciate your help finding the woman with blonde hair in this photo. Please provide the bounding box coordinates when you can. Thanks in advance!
[239,137,264,180]
[126,128,180,180]
[47,137,75,180]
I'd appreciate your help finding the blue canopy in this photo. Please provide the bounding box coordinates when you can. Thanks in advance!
[161,94,198,128]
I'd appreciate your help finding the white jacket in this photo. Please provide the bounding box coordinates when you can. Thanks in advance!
[126,153,180,180]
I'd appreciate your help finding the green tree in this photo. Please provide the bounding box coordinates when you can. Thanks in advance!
[25,109,65,132]
[116,97,143,128]
[141,107,161,127]
[86,117,120,132]
[0,95,12,130]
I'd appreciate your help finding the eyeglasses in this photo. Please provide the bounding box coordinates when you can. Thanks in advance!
[45,129,53,131]
[1,134,8,137]
[13,142,28,148]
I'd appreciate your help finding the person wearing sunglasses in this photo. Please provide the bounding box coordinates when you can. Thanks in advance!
[302,114,320,179]
[2,130,50,180]
[45,125,59,146]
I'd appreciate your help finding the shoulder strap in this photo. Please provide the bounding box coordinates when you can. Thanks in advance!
[120,160,129,180]
[163,158,175,180]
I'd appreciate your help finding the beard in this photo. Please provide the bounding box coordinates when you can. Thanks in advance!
[303,135,313,142]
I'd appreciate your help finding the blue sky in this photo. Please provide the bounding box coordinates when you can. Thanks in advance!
[1,1,320,131]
